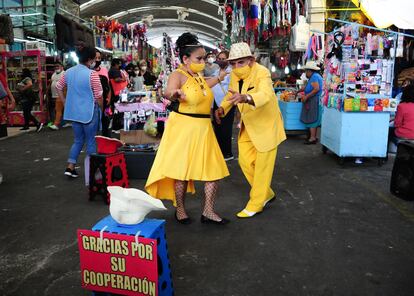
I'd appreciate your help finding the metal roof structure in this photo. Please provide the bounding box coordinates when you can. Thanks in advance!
[79,0,224,47]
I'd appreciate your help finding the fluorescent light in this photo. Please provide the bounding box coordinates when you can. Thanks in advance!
[10,13,42,17]
[95,46,113,54]
[14,38,28,43]
[26,36,53,44]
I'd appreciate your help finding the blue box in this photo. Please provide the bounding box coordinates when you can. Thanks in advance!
[92,216,173,296]
[321,107,390,157]
[278,100,307,131]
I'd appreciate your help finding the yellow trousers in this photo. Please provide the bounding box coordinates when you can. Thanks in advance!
[238,127,277,212]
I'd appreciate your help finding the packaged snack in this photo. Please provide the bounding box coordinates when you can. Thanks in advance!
[389,99,398,112]
[367,98,375,111]
[374,99,383,112]
[360,98,368,111]
[352,98,360,111]
[344,98,353,112]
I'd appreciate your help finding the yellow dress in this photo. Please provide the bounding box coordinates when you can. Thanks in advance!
[145,68,229,205]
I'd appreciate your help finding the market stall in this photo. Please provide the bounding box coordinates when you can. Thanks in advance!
[321,20,400,164]
[0,50,48,126]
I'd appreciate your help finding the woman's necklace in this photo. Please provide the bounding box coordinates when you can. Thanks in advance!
[185,69,207,96]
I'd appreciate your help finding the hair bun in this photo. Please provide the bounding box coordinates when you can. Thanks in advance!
[176,32,199,52]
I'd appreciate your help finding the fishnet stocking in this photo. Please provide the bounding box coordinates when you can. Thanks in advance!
[202,181,222,221]
[175,180,188,220]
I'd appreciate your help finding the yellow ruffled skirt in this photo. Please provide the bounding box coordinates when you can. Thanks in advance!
[145,112,229,205]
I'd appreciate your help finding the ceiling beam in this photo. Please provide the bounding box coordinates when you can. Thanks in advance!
[80,0,219,12]
[108,6,222,25]
[146,25,221,41]
[130,18,225,37]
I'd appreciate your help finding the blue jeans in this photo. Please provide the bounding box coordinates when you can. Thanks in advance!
[67,105,100,164]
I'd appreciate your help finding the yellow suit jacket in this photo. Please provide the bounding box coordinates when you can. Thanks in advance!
[220,62,286,152]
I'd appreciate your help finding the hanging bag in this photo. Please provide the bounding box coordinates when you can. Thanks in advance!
[289,15,310,52]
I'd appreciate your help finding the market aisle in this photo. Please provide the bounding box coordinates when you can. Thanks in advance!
[0,129,413,296]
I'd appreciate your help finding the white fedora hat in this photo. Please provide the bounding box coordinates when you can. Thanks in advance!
[227,42,254,61]
[302,61,320,71]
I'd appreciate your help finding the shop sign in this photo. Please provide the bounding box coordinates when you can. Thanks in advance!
[78,229,158,296]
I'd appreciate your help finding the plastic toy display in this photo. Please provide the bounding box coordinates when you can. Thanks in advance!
[320,21,402,164]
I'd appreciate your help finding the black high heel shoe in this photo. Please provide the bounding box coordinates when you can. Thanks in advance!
[200,215,230,225]
[175,211,192,225]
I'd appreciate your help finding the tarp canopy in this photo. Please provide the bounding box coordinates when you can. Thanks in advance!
[352,0,414,29]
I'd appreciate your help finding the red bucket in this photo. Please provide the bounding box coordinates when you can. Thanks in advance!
[95,136,123,154]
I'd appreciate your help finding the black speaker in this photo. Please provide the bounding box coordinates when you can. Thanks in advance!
[0,15,14,44]
[54,13,95,51]
[390,141,414,200]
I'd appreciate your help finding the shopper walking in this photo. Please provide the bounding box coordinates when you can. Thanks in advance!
[204,52,220,77]
[389,83,414,143]
[0,71,16,136]
[109,58,128,131]
[138,59,157,87]
[212,50,235,161]
[56,45,103,179]
[47,62,65,130]
[17,68,43,131]
[0,72,16,183]
[300,61,323,144]
[131,64,145,91]
[215,42,286,218]
[94,49,111,137]
[145,32,229,225]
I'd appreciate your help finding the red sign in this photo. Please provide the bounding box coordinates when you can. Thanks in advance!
[78,229,158,296]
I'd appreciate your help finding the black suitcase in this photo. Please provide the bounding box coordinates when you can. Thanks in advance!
[390,141,414,200]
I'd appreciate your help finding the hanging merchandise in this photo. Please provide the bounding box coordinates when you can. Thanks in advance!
[289,15,310,52]
[157,33,178,93]
[220,0,309,46]
[320,21,404,163]
[324,23,398,113]
[396,34,404,57]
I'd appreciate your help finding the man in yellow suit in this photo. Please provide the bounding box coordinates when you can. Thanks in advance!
[215,42,286,218]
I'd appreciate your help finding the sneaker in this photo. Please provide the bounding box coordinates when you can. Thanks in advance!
[49,124,59,130]
[355,158,363,164]
[224,155,234,161]
[64,168,79,178]
[70,169,79,178]
[36,123,44,132]
[64,168,72,177]
[62,123,72,128]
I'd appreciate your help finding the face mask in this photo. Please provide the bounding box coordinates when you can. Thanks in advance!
[140,66,147,72]
[189,62,205,73]
[216,60,228,69]
[207,57,215,64]
[55,69,62,74]
[232,64,251,80]
[95,60,101,68]
[89,62,96,69]
[135,71,140,75]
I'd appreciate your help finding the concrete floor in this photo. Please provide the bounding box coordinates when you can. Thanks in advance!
[0,128,413,296]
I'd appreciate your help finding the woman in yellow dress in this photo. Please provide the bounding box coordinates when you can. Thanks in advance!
[145,33,229,225]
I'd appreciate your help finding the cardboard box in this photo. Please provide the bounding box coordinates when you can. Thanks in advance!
[120,130,160,144]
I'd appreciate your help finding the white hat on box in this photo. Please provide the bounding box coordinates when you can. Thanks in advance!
[108,186,167,225]
[302,60,320,71]
[227,42,255,61]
